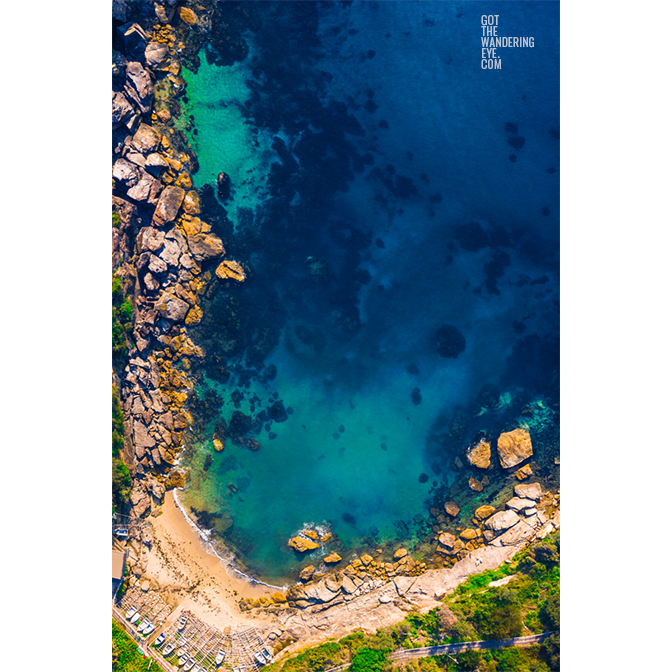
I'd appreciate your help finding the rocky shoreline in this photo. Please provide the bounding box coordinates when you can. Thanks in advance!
[113,1,245,526]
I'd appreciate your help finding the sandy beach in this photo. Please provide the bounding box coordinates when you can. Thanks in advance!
[142,490,278,631]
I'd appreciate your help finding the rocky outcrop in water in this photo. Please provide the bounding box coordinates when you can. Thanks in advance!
[466,438,491,469]
[496,427,533,469]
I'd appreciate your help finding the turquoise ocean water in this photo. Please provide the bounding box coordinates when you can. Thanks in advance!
[175,1,560,585]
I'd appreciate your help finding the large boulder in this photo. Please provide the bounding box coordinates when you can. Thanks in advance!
[216,260,246,282]
[156,293,190,322]
[155,1,177,24]
[153,186,185,226]
[112,91,135,130]
[438,532,456,549]
[138,227,166,253]
[124,62,153,114]
[288,536,320,553]
[112,158,139,187]
[466,439,491,469]
[299,565,315,582]
[496,428,533,469]
[145,153,169,176]
[483,510,520,532]
[131,124,160,154]
[324,552,342,564]
[187,233,225,261]
[145,42,170,69]
[127,169,162,204]
[303,579,339,603]
[514,482,543,501]
[133,419,155,460]
[444,501,461,517]
[474,505,496,521]
[490,520,537,547]
[506,497,537,512]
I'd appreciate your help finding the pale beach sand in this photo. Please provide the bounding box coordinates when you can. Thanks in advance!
[143,490,278,631]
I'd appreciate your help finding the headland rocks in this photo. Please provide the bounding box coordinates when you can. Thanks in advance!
[112,5,247,519]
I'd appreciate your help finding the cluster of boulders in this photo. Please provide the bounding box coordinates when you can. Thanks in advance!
[287,528,333,554]
[429,480,552,565]
[463,427,534,472]
[112,6,246,518]
[281,548,428,611]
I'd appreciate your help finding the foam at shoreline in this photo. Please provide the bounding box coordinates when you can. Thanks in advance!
[172,489,288,591]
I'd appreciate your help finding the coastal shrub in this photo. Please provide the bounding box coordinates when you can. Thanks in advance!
[533,543,559,567]
[112,276,133,362]
[112,210,122,228]
[112,620,161,671]
[348,648,389,672]
[113,458,132,505]
[279,640,344,671]
[539,591,560,631]
[112,386,125,457]
[489,646,550,672]
[541,633,560,670]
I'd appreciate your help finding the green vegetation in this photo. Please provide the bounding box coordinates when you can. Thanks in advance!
[113,275,133,362]
[113,209,122,228]
[264,533,559,672]
[113,386,132,507]
[112,620,162,671]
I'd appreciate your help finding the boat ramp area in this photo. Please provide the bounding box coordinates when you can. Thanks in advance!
[114,589,274,671]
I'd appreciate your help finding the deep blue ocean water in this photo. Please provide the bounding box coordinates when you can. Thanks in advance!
[177,1,559,585]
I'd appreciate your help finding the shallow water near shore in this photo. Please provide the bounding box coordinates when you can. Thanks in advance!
[177,1,560,585]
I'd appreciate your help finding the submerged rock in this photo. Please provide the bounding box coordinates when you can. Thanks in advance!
[213,438,224,452]
[434,324,466,358]
[179,6,198,25]
[217,172,232,201]
[496,428,533,469]
[438,532,456,549]
[468,477,484,492]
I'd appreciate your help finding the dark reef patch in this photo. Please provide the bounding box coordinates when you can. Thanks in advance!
[433,325,466,359]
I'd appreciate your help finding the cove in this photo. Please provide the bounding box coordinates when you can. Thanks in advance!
[175,1,559,585]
